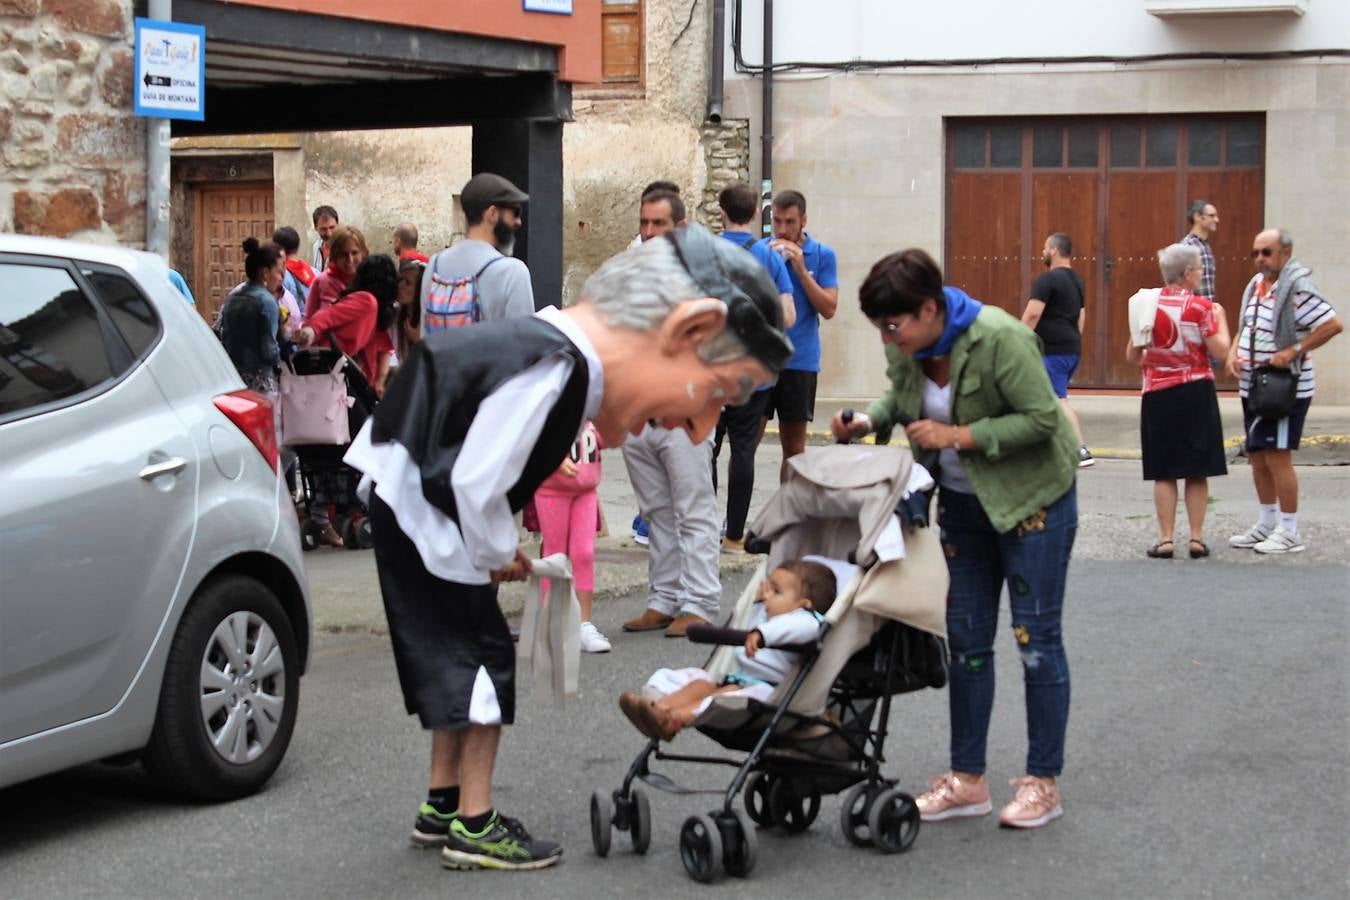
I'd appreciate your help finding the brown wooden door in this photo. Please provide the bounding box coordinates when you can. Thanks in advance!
[946,116,1263,389]
[194,183,275,324]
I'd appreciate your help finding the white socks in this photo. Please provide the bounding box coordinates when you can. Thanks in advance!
[1279,512,1299,535]
[1258,504,1278,529]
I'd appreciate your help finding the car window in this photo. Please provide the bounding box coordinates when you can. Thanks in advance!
[84,268,162,360]
[0,263,118,418]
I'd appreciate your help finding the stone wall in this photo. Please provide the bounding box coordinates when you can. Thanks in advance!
[698,120,750,229]
[0,0,144,245]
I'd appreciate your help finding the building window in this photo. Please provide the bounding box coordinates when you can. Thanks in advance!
[602,0,642,85]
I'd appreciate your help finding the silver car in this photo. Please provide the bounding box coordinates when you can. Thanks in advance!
[0,235,311,800]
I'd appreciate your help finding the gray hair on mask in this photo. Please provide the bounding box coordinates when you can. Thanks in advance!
[578,236,753,364]
[1157,242,1201,286]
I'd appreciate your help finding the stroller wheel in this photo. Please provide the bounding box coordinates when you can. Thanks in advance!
[868,787,920,855]
[743,772,773,826]
[299,520,320,552]
[719,809,758,879]
[679,813,723,884]
[839,781,882,847]
[628,787,652,855]
[589,790,613,857]
[355,515,375,549]
[768,778,821,834]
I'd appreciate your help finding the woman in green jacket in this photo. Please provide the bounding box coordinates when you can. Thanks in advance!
[832,249,1079,830]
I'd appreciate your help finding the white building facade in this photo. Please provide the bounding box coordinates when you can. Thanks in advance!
[721,0,1350,401]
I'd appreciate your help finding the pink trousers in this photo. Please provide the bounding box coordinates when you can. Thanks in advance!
[534,490,598,593]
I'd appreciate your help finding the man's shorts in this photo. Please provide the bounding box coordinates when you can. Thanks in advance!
[1242,395,1312,452]
[763,369,818,422]
[370,495,515,730]
[1042,354,1080,399]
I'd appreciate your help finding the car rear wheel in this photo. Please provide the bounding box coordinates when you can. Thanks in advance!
[143,574,300,800]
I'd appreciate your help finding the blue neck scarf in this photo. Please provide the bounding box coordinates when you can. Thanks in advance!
[914,286,983,360]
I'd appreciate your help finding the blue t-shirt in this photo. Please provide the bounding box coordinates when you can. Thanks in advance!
[754,234,837,372]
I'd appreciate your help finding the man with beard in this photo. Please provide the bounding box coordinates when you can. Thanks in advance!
[1022,232,1092,466]
[421,173,536,328]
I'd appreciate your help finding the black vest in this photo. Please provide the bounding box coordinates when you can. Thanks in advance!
[371,316,590,524]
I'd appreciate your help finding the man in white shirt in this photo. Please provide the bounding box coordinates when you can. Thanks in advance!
[346,225,792,872]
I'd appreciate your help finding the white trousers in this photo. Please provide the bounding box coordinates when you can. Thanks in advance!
[622,425,721,620]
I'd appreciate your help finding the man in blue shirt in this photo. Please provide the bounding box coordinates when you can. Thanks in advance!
[713,183,795,551]
[755,190,838,483]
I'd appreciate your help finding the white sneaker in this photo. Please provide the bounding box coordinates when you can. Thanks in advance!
[1229,522,1273,549]
[579,621,612,653]
[1252,527,1305,555]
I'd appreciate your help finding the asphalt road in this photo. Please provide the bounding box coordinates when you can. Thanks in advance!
[2,461,1347,899]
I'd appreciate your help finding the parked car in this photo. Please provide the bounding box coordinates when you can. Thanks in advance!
[0,235,312,801]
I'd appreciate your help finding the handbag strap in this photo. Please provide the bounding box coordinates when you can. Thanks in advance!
[1245,289,1300,374]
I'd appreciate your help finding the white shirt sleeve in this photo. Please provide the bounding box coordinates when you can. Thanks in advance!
[452,355,574,572]
[756,608,822,647]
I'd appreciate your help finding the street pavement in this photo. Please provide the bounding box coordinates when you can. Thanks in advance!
[1,404,1347,899]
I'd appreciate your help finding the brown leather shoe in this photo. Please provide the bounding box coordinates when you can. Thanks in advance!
[317,523,345,548]
[664,613,710,638]
[622,608,675,632]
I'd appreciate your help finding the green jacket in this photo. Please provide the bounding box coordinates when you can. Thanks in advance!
[865,306,1079,533]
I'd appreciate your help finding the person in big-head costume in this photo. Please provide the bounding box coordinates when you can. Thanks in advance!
[345,225,792,872]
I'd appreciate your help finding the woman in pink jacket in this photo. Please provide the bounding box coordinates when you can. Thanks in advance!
[305,225,368,321]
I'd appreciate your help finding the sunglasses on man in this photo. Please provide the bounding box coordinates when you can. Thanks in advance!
[1250,247,1279,259]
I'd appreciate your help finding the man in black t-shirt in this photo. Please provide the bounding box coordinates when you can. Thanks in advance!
[1022,232,1093,467]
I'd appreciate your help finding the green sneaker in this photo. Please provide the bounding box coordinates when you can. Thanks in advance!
[411,802,457,848]
[440,812,563,871]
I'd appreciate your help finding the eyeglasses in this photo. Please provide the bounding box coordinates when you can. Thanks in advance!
[1250,247,1278,259]
[875,315,915,335]
[666,225,794,378]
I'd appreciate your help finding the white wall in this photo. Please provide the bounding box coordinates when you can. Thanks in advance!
[729,0,1349,70]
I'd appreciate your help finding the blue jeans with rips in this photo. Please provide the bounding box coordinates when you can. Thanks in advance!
[938,484,1077,778]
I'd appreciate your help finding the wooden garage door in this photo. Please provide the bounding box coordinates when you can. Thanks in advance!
[946,116,1264,389]
[193,183,275,324]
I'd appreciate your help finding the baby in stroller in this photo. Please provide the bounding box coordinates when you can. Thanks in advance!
[619,559,837,742]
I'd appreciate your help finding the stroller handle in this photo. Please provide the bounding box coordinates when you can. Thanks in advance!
[837,407,915,445]
[685,625,818,656]
[685,625,751,646]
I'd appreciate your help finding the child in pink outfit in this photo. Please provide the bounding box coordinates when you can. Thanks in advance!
[535,421,611,653]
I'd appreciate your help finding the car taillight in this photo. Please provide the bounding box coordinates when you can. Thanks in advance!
[214,389,279,472]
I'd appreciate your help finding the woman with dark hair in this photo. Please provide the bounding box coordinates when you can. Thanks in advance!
[832,248,1080,830]
[220,236,284,395]
[296,253,397,385]
[395,255,425,363]
[305,224,369,321]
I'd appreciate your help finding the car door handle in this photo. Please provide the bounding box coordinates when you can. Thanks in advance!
[139,457,187,480]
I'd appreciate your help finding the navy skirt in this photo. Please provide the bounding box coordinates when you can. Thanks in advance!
[1140,379,1228,481]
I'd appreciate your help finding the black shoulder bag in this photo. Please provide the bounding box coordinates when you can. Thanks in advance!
[1245,297,1299,419]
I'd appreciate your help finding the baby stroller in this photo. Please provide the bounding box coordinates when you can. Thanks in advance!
[590,443,950,883]
[279,340,379,551]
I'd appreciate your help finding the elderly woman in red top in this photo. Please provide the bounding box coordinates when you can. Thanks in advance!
[305,224,369,321]
[297,253,397,387]
[1127,242,1231,559]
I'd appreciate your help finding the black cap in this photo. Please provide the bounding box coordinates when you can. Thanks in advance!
[460,172,529,218]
